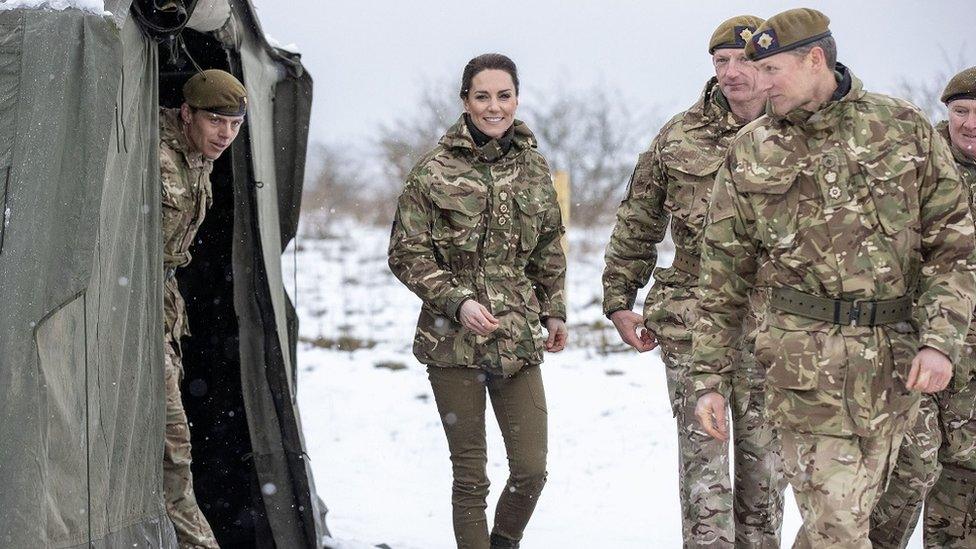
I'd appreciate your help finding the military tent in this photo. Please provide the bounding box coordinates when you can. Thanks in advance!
[0,0,328,546]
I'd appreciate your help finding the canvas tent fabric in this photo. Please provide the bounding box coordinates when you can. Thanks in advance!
[0,1,324,547]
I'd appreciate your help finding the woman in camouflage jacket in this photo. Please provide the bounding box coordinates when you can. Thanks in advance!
[388,53,567,549]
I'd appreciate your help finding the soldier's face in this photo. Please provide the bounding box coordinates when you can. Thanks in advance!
[948,99,976,160]
[756,51,816,115]
[463,69,518,139]
[712,48,761,104]
[181,104,245,160]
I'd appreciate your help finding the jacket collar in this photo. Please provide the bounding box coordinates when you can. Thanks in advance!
[440,115,537,163]
[159,107,211,170]
[773,62,865,129]
[681,77,742,131]
[937,120,976,168]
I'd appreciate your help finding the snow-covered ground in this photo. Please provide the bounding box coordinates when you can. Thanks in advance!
[286,224,922,548]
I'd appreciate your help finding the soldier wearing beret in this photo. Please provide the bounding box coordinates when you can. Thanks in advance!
[871,66,976,549]
[602,15,786,546]
[160,68,247,548]
[689,8,976,547]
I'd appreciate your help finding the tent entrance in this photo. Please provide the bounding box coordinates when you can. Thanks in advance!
[160,29,273,547]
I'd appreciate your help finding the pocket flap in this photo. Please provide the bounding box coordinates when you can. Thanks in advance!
[430,184,487,214]
[664,152,724,177]
[856,147,921,180]
[733,161,801,194]
[514,188,547,215]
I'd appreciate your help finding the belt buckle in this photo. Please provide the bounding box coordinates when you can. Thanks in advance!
[848,299,864,327]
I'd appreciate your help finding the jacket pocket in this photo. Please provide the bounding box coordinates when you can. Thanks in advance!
[736,163,802,251]
[514,188,546,252]
[413,304,476,366]
[430,185,487,253]
[643,284,697,342]
[663,154,723,228]
[857,147,922,236]
[882,321,919,388]
[755,321,819,391]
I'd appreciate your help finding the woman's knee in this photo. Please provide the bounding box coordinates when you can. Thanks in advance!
[509,457,548,493]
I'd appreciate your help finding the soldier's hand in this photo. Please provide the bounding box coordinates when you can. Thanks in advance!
[609,310,657,352]
[458,299,500,337]
[695,392,729,441]
[906,346,952,393]
[544,318,568,353]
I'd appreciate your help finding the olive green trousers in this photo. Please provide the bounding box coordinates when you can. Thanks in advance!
[428,364,548,549]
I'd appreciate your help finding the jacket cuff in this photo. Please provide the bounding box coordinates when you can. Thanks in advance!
[603,294,637,319]
[444,291,476,321]
[692,374,731,400]
[919,333,962,365]
[541,300,567,323]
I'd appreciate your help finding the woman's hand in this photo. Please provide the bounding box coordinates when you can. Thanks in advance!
[458,299,500,336]
[544,318,568,353]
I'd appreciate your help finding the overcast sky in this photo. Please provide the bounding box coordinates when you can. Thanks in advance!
[251,0,972,148]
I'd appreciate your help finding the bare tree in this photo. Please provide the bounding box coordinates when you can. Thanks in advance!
[375,80,460,193]
[894,45,970,122]
[524,86,659,226]
[305,79,659,230]
[301,141,379,233]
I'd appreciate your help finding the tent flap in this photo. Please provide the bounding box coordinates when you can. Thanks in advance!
[0,8,174,547]
[0,8,120,543]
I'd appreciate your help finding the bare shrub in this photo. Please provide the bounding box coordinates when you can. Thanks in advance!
[524,85,660,227]
[303,80,660,230]
[893,45,969,122]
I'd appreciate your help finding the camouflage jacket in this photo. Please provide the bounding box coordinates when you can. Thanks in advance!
[388,116,566,376]
[159,107,214,343]
[691,71,976,437]
[939,120,976,385]
[602,78,756,341]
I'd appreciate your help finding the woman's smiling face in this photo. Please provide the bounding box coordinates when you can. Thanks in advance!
[463,69,518,139]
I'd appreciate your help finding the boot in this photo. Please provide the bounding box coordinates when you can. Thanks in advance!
[489,533,520,549]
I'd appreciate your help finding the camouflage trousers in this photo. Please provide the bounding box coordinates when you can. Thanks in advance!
[164,340,220,549]
[661,337,786,548]
[870,377,976,548]
[781,428,905,549]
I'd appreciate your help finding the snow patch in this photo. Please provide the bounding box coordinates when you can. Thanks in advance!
[287,225,923,547]
[266,34,300,54]
[0,0,108,15]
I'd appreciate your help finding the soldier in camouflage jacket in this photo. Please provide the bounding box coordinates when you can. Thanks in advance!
[388,54,566,549]
[691,10,976,548]
[602,15,785,547]
[160,70,247,549]
[872,66,976,549]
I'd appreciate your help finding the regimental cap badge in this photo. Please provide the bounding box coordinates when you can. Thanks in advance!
[756,30,777,50]
[745,8,831,61]
[708,15,763,54]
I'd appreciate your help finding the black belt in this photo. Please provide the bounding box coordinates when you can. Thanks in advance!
[672,248,701,277]
[770,287,913,327]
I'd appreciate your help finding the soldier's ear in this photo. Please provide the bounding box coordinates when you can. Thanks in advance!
[179,103,193,125]
[808,46,826,70]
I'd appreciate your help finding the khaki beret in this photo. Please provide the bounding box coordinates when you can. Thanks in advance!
[942,66,976,104]
[709,15,764,54]
[746,8,831,61]
[183,69,248,117]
